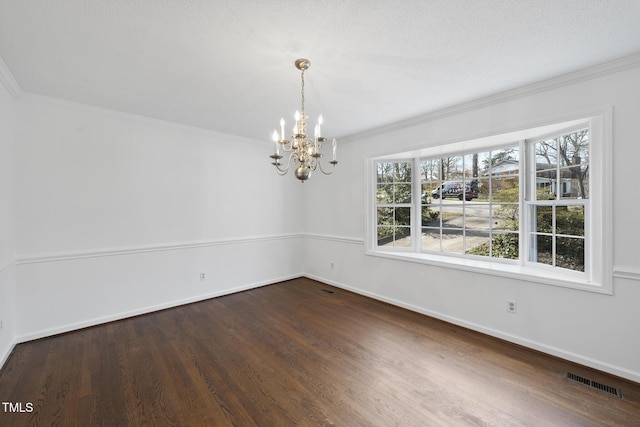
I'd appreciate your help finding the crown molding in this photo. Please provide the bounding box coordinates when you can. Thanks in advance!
[0,56,22,98]
[341,52,640,142]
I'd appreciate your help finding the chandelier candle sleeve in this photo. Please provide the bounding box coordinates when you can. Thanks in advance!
[314,127,319,153]
[272,130,279,155]
[269,58,338,182]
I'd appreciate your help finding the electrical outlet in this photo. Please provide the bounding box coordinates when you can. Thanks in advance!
[507,300,517,314]
[0,320,3,330]
[200,272,206,281]
[330,262,335,269]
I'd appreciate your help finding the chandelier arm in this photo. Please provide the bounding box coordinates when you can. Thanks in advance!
[273,152,296,175]
[317,158,339,175]
[308,155,318,171]
[279,140,294,152]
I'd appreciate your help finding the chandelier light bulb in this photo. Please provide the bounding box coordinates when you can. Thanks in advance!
[280,118,285,140]
[272,130,280,156]
[332,138,337,161]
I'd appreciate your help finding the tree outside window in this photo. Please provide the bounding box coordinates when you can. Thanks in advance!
[376,161,412,247]
[374,128,588,273]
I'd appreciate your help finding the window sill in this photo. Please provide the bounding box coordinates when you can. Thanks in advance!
[366,249,611,294]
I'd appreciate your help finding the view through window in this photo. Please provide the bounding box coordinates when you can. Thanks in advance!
[375,128,589,274]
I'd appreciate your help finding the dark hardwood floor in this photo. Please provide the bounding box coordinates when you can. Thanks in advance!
[1,277,639,426]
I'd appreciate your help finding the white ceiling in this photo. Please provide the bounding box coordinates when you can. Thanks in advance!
[1,0,640,142]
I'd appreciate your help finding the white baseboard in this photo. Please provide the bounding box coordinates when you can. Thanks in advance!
[16,273,302,344]
[0,339,17,373]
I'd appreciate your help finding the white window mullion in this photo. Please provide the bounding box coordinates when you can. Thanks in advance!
[412,157,421,253]
[461,155,466,254]
[520,139,528,267]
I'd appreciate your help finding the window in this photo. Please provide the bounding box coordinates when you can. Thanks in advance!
[528,129,589,272]
[367,112,611,293]
[376,161,413,247]
[420,146,520,259]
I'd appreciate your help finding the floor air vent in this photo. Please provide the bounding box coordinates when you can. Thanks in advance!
[321,289,335,294]
[565,372,622,399]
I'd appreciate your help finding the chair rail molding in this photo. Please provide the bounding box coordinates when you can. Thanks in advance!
[15,234,304,265]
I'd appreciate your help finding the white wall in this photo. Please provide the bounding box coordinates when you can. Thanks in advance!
[0,71,17,367]
[303,60,640,382]
[13,94,304,341]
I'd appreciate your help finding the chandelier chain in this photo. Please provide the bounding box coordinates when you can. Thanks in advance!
[300,68,305,119]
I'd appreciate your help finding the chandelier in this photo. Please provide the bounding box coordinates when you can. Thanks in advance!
[270,58,338,182]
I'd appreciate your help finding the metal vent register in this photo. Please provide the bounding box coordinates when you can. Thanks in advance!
[565,372,623,399]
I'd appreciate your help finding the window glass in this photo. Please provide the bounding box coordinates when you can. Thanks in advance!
[557,206,584,236]
[556,236,585,271]
[417,145,520,260]
[421,228,441,252]
[532,235,553,266]
[376,162,412,248]
[559,129,590,200]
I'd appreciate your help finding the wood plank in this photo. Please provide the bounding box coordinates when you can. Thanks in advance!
[0,277,639,426]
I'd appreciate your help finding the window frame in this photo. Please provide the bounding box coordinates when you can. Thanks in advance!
[523,126,591,279]
[375,160,414,250]
[365,110,612,294]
